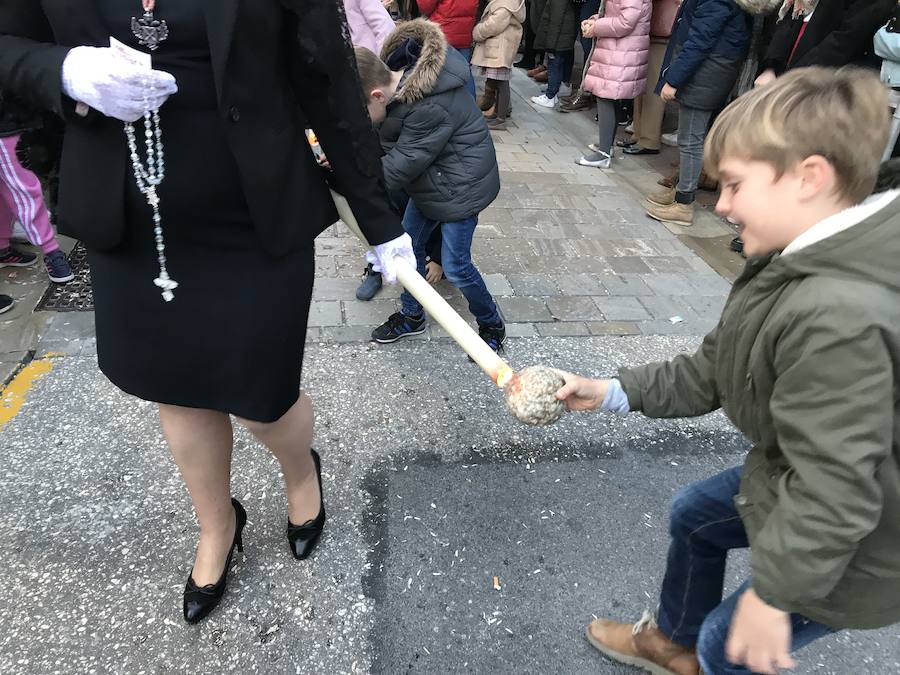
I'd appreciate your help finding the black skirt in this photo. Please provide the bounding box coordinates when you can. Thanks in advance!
[90,0,315,422]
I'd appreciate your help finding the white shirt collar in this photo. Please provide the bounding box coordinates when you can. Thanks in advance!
[781,189,900,256]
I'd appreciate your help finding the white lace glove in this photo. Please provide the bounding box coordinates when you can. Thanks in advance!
[61,46,178,122]
[372,233,416,284]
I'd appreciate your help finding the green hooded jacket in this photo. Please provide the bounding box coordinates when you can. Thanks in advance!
[619,195,900,630]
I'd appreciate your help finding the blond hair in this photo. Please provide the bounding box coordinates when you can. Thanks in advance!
[354,46,393,95]
[705,67,890,204]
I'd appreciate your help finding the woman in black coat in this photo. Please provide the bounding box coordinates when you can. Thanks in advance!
[755,0,895,84]
[0,0,414,623]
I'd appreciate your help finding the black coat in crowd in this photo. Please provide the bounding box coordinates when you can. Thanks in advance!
[761,0,896,74]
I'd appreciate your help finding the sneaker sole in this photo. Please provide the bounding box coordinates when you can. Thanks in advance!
[0,303,12,315]
[49,273,75,284]
[372,325,427,344]
[645,211,693,227]
[0,259,38,268]
[585,627,679,675]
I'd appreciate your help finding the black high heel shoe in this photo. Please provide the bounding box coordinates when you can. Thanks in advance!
[287,449,326,560]
[183,497,247,624]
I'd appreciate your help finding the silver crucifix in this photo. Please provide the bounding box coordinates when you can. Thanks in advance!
[131,10,169,51]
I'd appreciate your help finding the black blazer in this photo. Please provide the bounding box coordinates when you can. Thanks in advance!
[760,0,895,75]
[0,0,402,255]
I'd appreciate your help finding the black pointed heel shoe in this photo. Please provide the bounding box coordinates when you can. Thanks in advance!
[183,497,247,624]
[287,449,326,560]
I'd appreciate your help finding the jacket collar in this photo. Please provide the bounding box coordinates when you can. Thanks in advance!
[782,190,900,256]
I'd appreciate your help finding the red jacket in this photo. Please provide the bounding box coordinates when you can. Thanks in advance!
[416,0,479,49]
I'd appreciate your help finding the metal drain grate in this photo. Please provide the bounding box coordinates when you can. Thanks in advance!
[36,243,94,312]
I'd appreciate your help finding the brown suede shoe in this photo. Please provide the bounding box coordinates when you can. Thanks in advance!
[534,70,549,83]
[646,201,694,227]
[657,170,677,189]
[646,186,675,207]
[586,612,700,675]
[527,64,547,78]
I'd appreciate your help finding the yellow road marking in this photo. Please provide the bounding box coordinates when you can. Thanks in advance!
[0,354,58,431]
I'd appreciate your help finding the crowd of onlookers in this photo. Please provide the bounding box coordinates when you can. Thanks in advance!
[346,0,900,238]
[2,0,900,318]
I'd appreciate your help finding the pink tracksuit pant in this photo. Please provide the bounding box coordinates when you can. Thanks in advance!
[0,134,58,254]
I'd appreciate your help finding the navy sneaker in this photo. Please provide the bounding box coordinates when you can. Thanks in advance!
[0,246,38,269]
[355,263,382,301]
[44,249,74,283]
[478,323,506,353]
[0,295,12,315]
[372,311,427,343]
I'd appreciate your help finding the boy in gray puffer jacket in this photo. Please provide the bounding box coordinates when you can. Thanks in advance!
[355,19,506,351]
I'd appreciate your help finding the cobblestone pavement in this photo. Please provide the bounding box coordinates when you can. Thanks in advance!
[303,72,729,345]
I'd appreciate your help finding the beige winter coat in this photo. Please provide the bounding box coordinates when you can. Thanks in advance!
[471,0,527,69]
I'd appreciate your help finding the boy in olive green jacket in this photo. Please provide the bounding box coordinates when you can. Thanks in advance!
[556,67,900,675]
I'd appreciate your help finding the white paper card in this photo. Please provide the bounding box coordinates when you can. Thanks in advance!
[110,36,152,70]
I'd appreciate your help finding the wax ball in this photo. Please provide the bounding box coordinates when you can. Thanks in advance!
[505,366,566,426]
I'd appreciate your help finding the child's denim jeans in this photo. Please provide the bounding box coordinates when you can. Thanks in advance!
[657,466,834,673]
[546,49,574,99]
[399,200,502,328]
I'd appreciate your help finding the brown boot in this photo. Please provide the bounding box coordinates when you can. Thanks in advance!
[646,186,675,207]
[478,81,497,111]
[645,201,694,227]
[559,91,594,113]
[534,70,549,83]
[527,64,547,78]
[657,170,677,189]
[586,612,700,675]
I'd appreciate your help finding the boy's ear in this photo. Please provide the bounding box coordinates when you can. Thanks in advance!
[370,88,386,103]
[796,155,837,201]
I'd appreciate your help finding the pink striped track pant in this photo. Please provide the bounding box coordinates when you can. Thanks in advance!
[0,134,58,254]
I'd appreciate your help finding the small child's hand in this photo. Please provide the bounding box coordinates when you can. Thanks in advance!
[553,370,609,411]
[425,261,443,284]
[581,19,595,38]
[726,588,795,675]
[660,83,677,102]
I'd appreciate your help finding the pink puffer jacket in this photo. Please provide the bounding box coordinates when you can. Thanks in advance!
[582,0,652,101]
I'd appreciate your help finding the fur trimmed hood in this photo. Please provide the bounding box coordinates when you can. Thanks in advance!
[380,19,452,104]
[734,0,784,15]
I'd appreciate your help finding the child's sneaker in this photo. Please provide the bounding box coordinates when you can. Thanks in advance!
[355,263,382,301]
[531,94,558,109]
[0,295,13,315]
[372,312,427,343]
[44,250,74,283]
[0,246,38,269]
[478,323,506,353]
[487,117,508,131]
[586,611,700,675]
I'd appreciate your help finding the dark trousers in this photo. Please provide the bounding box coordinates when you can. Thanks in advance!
[657,466,834,673]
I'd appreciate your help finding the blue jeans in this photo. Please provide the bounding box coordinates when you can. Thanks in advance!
[658,467,834,674]
[578,0,602,62]
[455,47,477,98]
[546,49,575,99]
[399,200,502,328]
